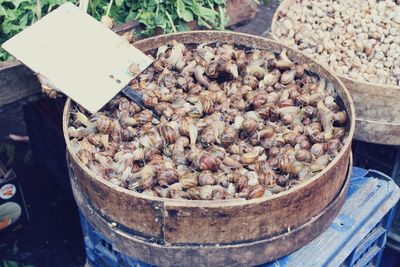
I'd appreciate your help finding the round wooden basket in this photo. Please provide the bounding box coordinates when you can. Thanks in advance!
[270,0,400,145]
[70,155,352,266]
[63,31,355,264]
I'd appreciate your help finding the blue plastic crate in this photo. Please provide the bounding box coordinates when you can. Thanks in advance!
[80,167,400,267]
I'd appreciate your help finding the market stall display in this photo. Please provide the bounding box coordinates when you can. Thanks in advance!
[2,1,400,266]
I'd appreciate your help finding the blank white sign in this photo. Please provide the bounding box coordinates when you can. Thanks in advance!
[2,2,152,113]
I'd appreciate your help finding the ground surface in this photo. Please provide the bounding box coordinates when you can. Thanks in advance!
[0,1,399,266]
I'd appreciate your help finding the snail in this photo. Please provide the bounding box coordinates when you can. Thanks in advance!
[68,41,347,200]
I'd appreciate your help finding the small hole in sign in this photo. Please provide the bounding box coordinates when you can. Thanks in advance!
[116,79,121,84]
[109,74,114,79]
[340,222,344,226]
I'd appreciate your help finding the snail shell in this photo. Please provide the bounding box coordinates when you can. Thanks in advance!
[295,149,313,163]
[159,124,178,144]
[263,73,278,86]
[280,70,296,84]
[259,170,277,188]
[276,175,287,187]
[201,125,216,145]
[228,144,241,155]
[220,127,238,146]
[139,175,155,191]
[334,111,347,125]
[167,183,184,199]
[180,173,198,189]
[96,115,115,134]
[240,149,261,165]
[157,168,179,187]
[199,185,213,200]
[120,128,135,142]
[242,119,258,134]
[198,170,216,186]
[87,134,104,147]
[195,154,221,171]
[235,175,248,192]
[247,185,265,199]
[222,156,242,169]
[132,148,145,161]
[205,61,219,78]
[310,143,325,158]
[187,187,201,200]
[199,96,214,114]
[137,166,156,190]
[212,185,226,200]
[77,149,93,165]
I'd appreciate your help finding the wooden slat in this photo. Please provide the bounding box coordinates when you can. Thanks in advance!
[0,60,41,107]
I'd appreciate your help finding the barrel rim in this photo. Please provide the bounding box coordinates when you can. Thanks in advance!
[63,30,355,207]
[270,0,400,92]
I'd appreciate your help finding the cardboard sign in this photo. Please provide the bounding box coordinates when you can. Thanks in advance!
[2,2,152,113]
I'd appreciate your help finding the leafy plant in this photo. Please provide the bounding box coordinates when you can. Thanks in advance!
[106,0,228,36]
[0,0,228,61]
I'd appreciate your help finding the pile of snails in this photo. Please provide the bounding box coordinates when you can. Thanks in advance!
[274,0,400,86]
[67,41,348,200]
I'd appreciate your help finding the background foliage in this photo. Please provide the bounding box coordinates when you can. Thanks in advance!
[0,0,227,61]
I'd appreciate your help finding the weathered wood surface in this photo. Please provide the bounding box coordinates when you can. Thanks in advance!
[341,76,400,145]
[0,60,41,107]
[71,160,350,266]
[64,31,356,245]
[271,0,400,145]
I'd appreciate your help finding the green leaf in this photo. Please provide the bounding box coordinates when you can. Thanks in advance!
[11,0,31,9]
[115,0,124,7]
[176,20,190,32]
[198,6,217,21]
[3,260,19,267]
[176,0,193,22]
[19,12,29,26]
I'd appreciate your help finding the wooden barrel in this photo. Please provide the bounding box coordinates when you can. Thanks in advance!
[63,31,355,259]
[270,0,400,145]
[69,155,352,266]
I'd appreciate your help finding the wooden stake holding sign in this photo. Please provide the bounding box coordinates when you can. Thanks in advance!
[2,2,153,114]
